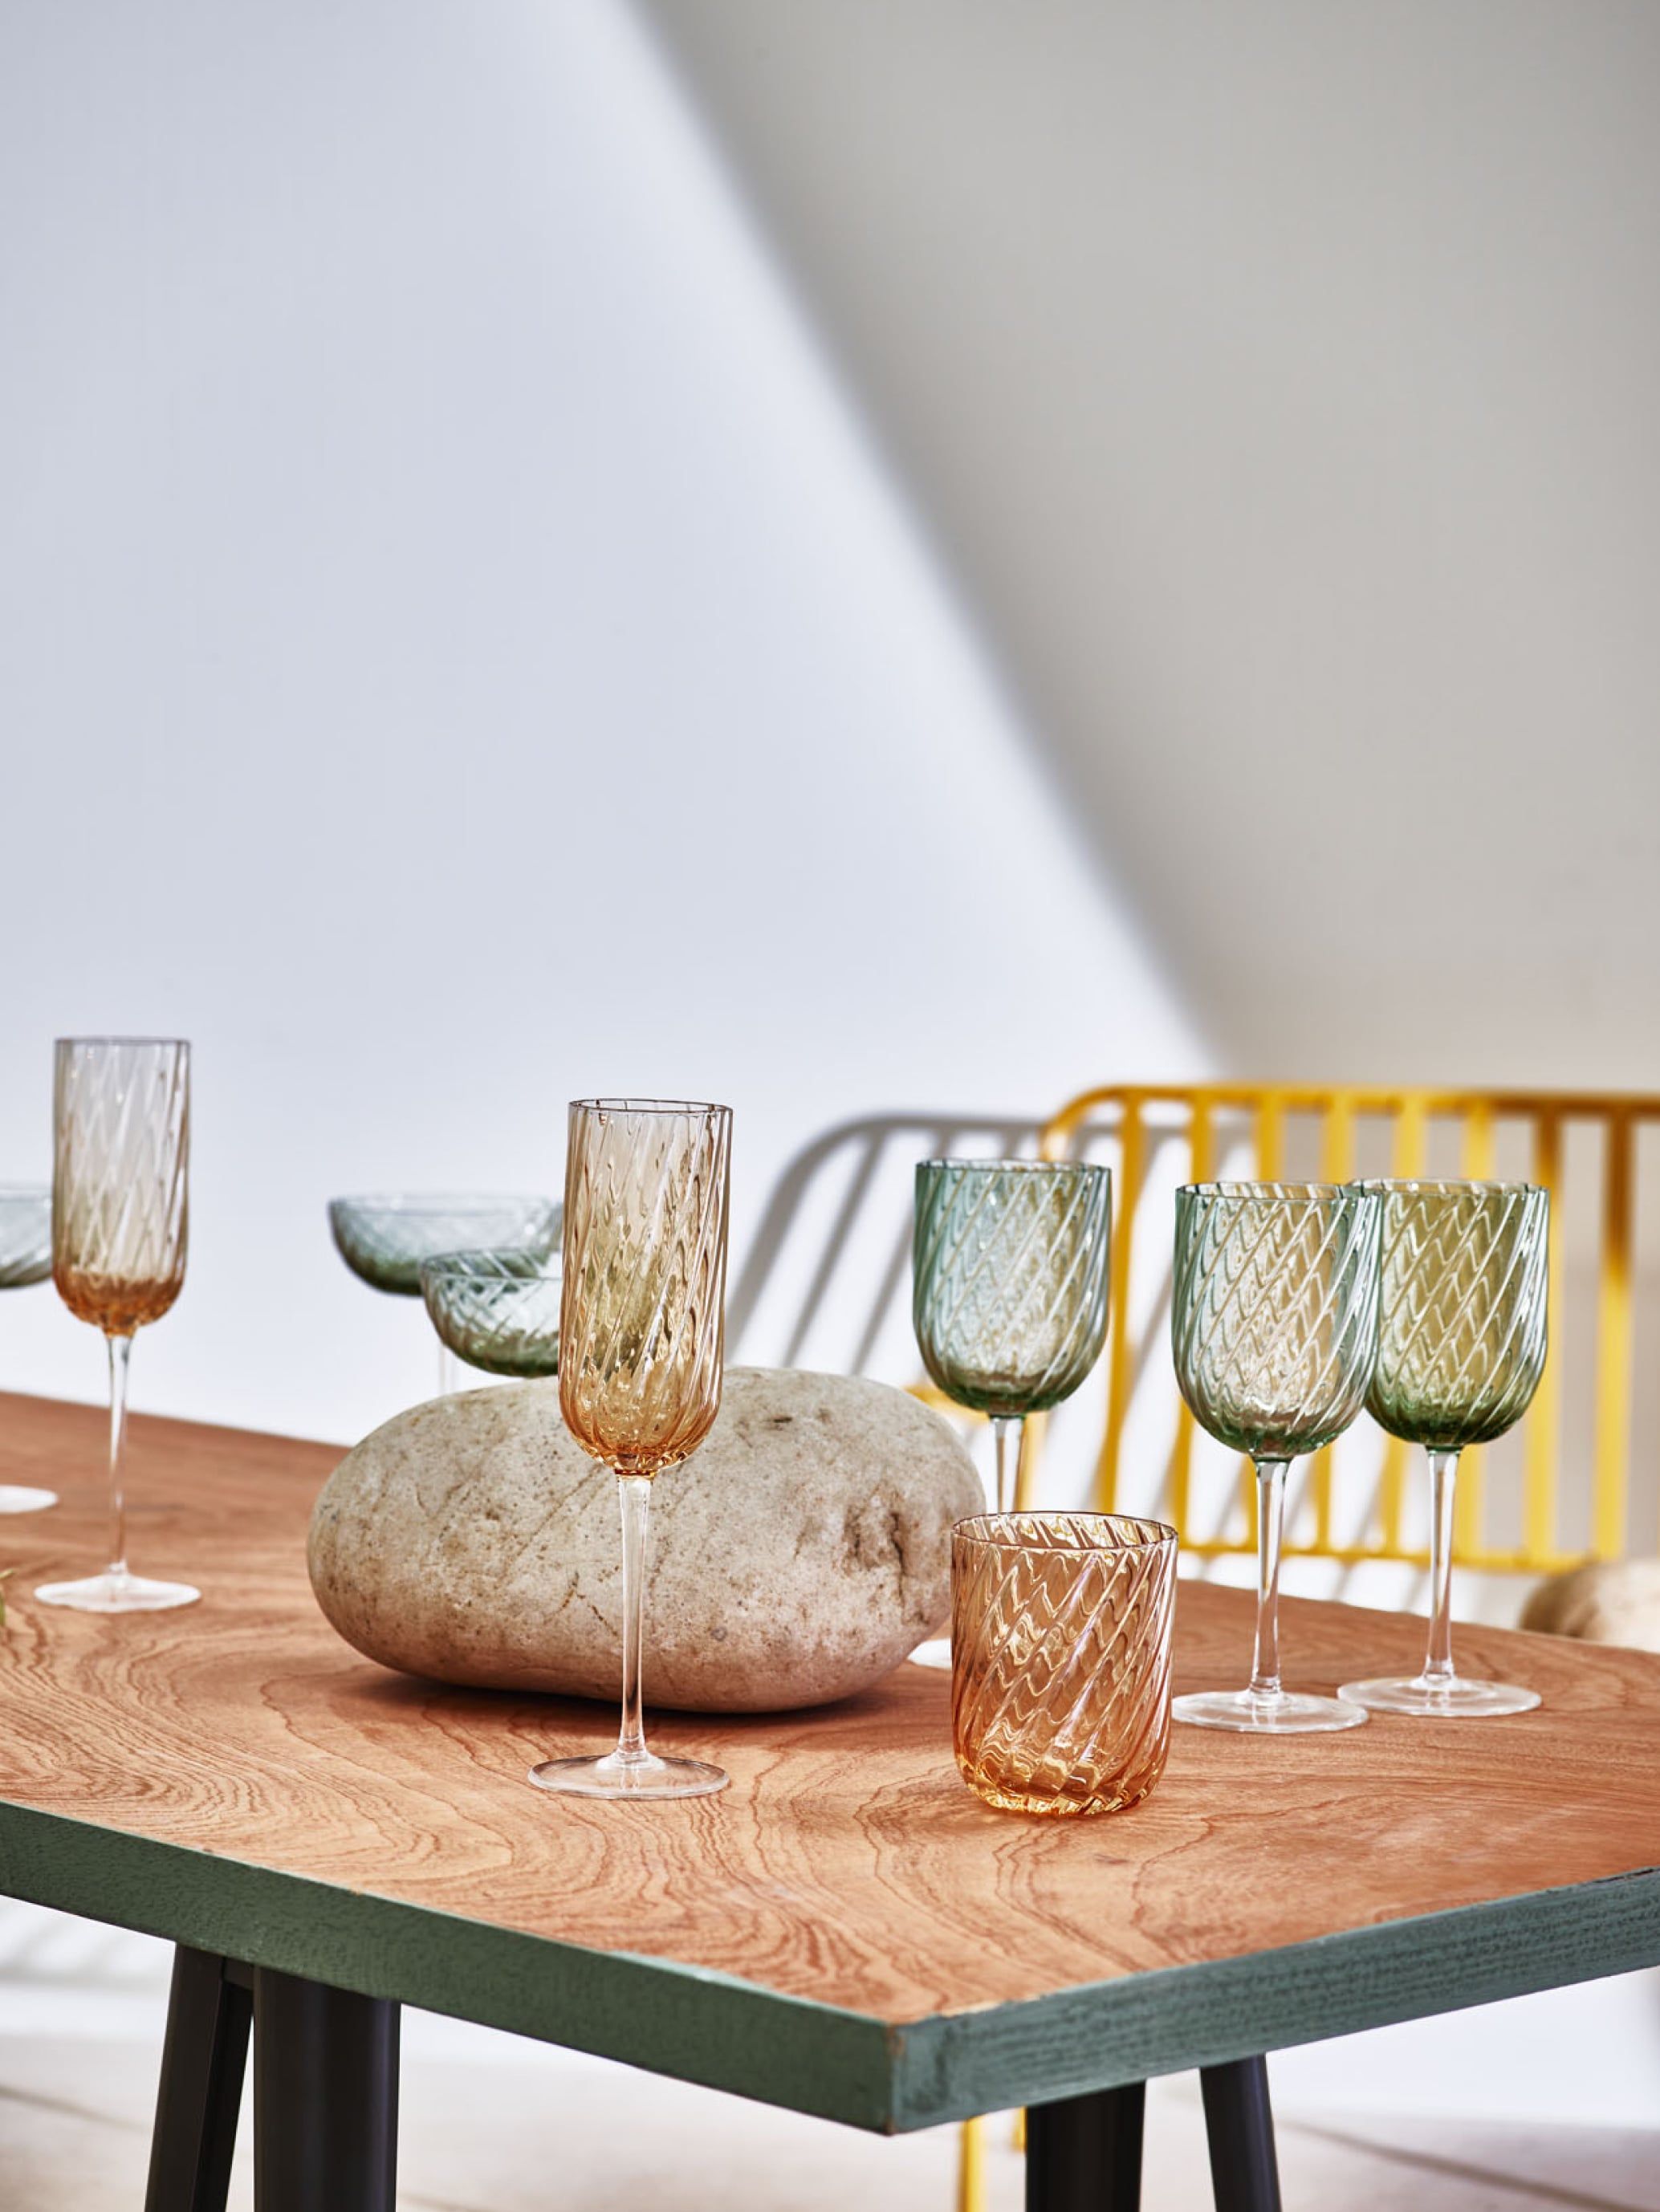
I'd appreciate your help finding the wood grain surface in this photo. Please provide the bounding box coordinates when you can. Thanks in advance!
[2,1391,1658,2130]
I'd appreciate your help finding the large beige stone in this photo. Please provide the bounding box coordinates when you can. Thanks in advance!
[1520,1558,1660,1654]
[307,1366,983,1712]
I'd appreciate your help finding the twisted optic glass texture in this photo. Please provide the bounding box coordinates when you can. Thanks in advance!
[557,1101,731,1479]
[0,1188,57,1514]
[1363,1181,1548,1451]
[0,1188,52,1290]
[39,1039,194,1612]
[1173,1181,1381,1459]
[913,1161,1112,1419]
[330,1196,560,1296]
[952,1514,1178,1818]
[420,1249,562,1377]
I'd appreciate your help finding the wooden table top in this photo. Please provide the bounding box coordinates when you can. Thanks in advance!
[1,1391,1658,2133]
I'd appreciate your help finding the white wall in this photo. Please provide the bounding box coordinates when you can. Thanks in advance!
[0,0,1202,1445]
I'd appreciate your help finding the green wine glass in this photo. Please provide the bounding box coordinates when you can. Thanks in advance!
[1340,1181,1548,1718]
[1171,1182,1381,1734]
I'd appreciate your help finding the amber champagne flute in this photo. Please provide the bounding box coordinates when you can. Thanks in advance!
[1341,1181,1548,1718]
[38,1039,196,1612]
[531,1099,731,1801]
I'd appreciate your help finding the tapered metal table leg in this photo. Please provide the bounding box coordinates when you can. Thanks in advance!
[145,1945,252,2212]
[1026,2080,1145,2210]
[253,1966,399,2212]
[1200,2055,1283,2212]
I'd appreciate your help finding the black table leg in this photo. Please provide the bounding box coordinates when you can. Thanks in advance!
[1200,2055,1283,2212]
[252,1965,399,2212]
[1026,2081,1145,2210]
[144,1946,252,2212]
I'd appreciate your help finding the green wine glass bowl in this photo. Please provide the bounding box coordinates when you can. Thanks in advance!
[420,1249,562,1378]
[328,1195,560,1297]
[0,1186,52,1291]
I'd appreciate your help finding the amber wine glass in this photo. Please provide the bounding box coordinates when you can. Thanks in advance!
[37,1039,195,1612]
[1340,1181,1548,1718]
[530,1099,732,1802]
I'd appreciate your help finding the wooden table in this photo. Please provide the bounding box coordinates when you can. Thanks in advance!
[2,1394,1659,2212]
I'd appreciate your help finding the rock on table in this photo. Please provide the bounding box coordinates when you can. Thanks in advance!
[307,1366,983,1712]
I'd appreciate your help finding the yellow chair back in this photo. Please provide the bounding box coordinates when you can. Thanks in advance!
[1030,1083,1658,1573]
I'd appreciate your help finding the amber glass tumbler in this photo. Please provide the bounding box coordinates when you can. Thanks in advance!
[951,1512,1178,1818]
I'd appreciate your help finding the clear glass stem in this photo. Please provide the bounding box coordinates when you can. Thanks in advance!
[991,1415,1023,1515]
[1422,1447,1459,1685]
[615,1474,653,1763]
[437,1339,458,1397]
[106,1332,132,1580]
[1248,1458,1288,1698]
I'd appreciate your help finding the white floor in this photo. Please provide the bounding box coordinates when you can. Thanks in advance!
[1,1904,1656,2210]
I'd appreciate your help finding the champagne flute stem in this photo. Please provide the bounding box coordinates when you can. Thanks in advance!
[106,1332,132,1580]
[991,1415,1023,1515]
[437,1338,457,1397]
[1247,1458,1288,1698]
[615,1474,653,1763]
[1422,1448,1459,1685]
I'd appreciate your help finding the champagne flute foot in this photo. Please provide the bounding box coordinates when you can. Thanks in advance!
[35,1570,201,1613]
[906,1636,952,1671]
[527,1751,729,1800]
[1173,1687,1368,1734]
[0,1486,57,1514]
[1338,1673,1540,1717]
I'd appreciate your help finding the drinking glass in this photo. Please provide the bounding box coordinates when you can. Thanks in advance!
[0,1187,59,1512]
[420,1249,562,1378]
[913,1161,1113,1517]
[329,1195,560,1394]
[1171,1182,1381,1734]
[1340,1181,1548,1718]
[952,1512,1177,1817]
[37,1040,194,1612]
[530,1100,731,1801]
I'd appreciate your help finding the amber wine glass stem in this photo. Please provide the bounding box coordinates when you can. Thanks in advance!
[991,1415,1024,1515]
[615,1474,653,1764]
[105,1332,132,1580]
[1422,1448,1459,1686]
[1247,1458,1289,1700]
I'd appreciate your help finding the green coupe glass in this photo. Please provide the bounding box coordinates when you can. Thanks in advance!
[420,1249,562,1379]
[1340,1181,1548,1718]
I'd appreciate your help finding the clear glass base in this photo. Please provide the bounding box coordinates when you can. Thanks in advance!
[1173,1686,1369,1734]
[1338,1673,1540,1718]
[0,1486,57,1515]
[527,1750,729,1800]
[907,1636,952,1672]
[35,1570,201,1613]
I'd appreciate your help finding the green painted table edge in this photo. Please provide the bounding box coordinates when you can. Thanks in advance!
[2,1799,1658,2133]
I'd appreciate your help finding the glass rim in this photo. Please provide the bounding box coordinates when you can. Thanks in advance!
[419,1250,562,1282]
[329,1193,559,1214]
[1178,1180,1370,1204]
[1353,1177,1545,1197]
[917,1156,1109,1176]
[571,1097,731,1119]
[55,1035,190,1051]
[952,1511,1177,1555]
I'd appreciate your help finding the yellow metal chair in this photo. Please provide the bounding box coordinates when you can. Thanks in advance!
[956,1080,1659,2212]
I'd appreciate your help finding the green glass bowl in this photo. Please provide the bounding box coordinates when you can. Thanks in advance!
[328,1195,559,1297]
[420,1248,562,1377]
[0,1186,52,1291]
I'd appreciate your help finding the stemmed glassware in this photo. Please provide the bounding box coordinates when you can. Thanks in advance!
[530,1100,732,1802]
[0,1187,59,1513]
[1340,1181,1548,1718]
[1171,1181,1381,1734]
[37,1039,197,1612]
[913,1160,1113,1519]
[329,1195,561,1394]
[420,1249,563,1380]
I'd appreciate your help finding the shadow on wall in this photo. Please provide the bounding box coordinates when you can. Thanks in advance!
[637,0,1660,1085]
